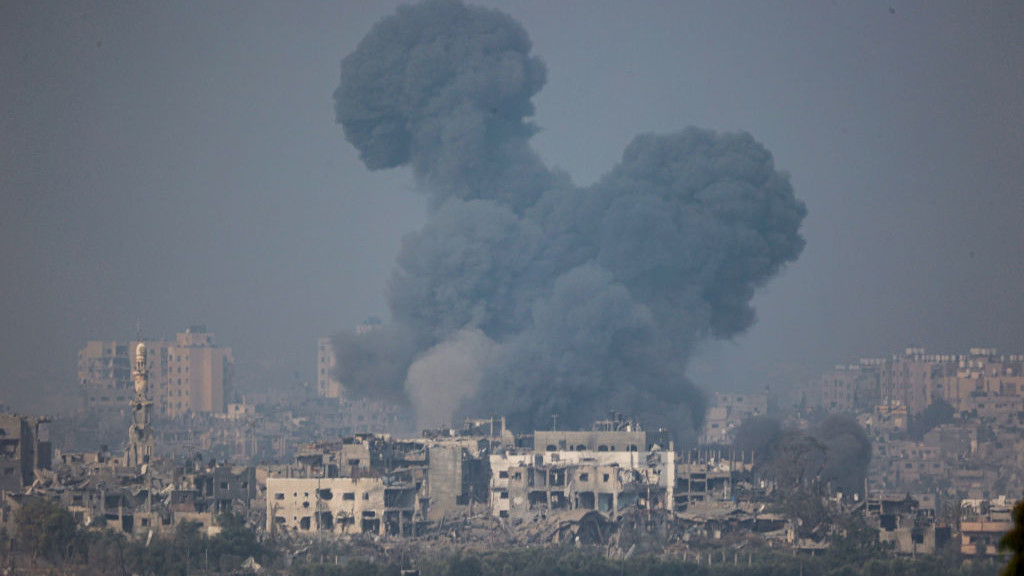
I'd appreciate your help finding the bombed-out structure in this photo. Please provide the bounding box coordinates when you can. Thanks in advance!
[265,414,758,543]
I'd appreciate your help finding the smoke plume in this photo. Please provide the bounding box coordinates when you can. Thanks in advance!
[332,0,806,435]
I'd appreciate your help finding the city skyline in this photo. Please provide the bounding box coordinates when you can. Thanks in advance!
[3,1,1023,414]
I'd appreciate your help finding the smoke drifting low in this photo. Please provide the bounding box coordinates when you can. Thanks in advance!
[332,0,806,434]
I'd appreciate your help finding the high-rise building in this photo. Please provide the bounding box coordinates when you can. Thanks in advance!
[160,326,233,417]
[78,341,132,411]
[78,326,233,418]
[317,337,342,399]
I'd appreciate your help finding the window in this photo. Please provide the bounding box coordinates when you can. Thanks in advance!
[343,492,355,501]
[274,493,284,500]
[499,470,508,479]
[579,473,589,481]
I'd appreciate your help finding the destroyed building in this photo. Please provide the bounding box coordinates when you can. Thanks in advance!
[0,414,50,491]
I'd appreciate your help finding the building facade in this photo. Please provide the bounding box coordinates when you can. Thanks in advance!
[78,341,132,411]
[317,337,341,399]
[77,326,233,417]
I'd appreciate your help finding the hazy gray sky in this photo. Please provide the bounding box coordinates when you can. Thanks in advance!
[2,1,1022,413]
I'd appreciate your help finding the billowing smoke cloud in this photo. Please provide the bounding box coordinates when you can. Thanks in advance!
[331,0,806,435]
[813,415,872,495]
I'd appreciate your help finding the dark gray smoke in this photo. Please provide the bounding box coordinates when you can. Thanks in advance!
[813,415,872,495]
[332,0,806,434]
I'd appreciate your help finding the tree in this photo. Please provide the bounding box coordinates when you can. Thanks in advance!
[14,498,78,564]
[210,512,268,571]
[1000,493,1024,576]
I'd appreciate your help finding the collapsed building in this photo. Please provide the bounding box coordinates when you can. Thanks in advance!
[864,493,951,555]
[263,413,767,549]
[266,419,506,537]
[0,413,50,492]
[2,344,264,540]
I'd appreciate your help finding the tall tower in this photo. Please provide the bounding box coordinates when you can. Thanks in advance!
[126,342,154,467]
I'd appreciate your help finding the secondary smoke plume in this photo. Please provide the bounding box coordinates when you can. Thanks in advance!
[332,0,806,434]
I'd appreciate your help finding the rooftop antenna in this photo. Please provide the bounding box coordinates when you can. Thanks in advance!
[551,413,558,431]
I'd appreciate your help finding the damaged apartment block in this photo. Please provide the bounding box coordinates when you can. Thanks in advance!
[266,419,503,537]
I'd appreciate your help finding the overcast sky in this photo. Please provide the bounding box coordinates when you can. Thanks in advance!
[2,1,1022,413]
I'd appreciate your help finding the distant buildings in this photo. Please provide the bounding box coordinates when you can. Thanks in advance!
[699,392,768,445]
[317,328,402,435]
[810,346,1024,511]
[806,347,1024,418]
[316,337,341,399]
[317,318,383,401]
[78,325,233,417]
[50,337,1024,562]
[77,341,132,410]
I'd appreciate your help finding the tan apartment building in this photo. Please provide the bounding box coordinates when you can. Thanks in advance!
[814,348,1024,418]
[78,326,232,417]
[162,327,232,417]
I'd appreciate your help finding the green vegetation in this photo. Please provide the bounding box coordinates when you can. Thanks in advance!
[289,547,1002,576]
[15,498,76,562]
[124,512,272,575]
[1,499,1014,576]
[4,503,269,575]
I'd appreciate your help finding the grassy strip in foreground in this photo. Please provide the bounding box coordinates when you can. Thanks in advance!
[291,546,1004,576]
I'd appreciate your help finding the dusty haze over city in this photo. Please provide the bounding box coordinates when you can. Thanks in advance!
[2,1,1022,417]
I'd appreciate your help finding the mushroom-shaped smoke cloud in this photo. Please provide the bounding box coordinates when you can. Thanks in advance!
[332,0,806,435]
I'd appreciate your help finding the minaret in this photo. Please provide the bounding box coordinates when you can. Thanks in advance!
[126,342,154,467]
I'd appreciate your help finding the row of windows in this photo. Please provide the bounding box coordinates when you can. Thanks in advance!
[544,444,639,452]
[496,469,612,483]
[89,396,126,403]
[274,491,370,501]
